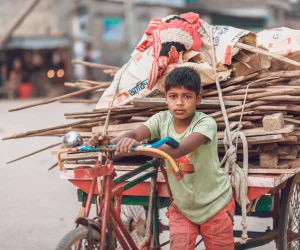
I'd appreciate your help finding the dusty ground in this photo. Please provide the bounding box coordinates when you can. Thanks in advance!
[0,100,274,250]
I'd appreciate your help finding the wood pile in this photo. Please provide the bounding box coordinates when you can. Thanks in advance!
[3,48,300,173]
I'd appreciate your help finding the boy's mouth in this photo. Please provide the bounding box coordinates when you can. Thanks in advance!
[174,109,185,114]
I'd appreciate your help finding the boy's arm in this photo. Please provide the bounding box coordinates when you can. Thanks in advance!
[112,125,151,153]
[158,132,208,159]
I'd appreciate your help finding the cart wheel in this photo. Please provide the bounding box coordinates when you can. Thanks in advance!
[278,173,300,250]
[55,227,100,250]
[120,205,146,245]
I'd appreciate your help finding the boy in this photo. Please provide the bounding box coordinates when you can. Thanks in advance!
[89,67,235,250]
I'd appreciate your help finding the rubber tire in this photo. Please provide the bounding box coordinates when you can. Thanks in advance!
[55,227,100,250]
[278,173,300,250]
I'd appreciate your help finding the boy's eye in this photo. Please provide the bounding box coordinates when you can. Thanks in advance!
[169,95,176,98]
[184,95,191,99]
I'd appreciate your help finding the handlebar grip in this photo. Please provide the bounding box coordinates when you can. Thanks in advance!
[164,137,179,149]
[148,137,179,149]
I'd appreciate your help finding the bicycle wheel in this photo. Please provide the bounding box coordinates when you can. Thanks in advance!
[278,173,300,250]
[121,205,146,244]
[55,227,100,250]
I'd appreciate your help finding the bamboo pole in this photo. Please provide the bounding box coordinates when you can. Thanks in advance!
[77,80,111,85]
[210,101,270,118]
[9,84,106,112]
[6,142,61,164]
[48,162,58,171]
[60,99,98,104]
[64,82,106,92]
[71,60,119,70]
[208,89,300,101]
[260,70,300,78]
[2,117,100,140]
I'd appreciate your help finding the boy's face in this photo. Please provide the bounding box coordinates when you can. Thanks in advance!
[166,86,202,120]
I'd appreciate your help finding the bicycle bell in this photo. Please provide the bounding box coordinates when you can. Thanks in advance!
[62,131,83,148]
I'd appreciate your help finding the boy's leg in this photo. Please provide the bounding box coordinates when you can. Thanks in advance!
[199,196,235,250]
[166,203,199,250]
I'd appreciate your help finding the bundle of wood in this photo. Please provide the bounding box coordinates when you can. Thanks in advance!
[3,44,300,173]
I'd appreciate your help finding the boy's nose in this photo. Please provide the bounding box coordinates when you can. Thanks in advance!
[176,99,183,106]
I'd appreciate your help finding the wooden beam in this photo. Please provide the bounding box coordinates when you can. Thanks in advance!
[217,124,294,139]
[132,98,242,108]
[218,134,285,145]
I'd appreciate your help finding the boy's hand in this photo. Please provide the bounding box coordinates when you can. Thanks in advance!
[88,133,110,147]
[116,137,141,153]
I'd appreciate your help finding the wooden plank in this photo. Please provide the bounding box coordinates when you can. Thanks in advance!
[217,124,294,139]
[79,131,123,138]
[285,118,300,124]
[132,98,242,108]
[218,134,285,146]
[248,168,300,174]
[62,164,300,187]
[92,122,142,133]
[130,116,149,122]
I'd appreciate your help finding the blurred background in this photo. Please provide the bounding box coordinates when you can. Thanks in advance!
[0,0,300,100]
[1,1,300,250]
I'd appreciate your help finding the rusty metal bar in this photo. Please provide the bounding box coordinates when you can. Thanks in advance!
[114,195,122,216]
[110,213,130,250]
[138,171,157,249]
[84,177,97,217]
[159,163,173,202]
[113,159,159,184]
[100,175,113,250]
[109,206,138,250]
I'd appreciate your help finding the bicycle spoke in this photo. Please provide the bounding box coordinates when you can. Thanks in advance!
[286,183,300,249]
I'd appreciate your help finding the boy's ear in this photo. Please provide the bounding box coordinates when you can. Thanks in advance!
[196,94,202,105]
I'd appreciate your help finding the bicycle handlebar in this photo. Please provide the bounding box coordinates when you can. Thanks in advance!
[56,137,181,175]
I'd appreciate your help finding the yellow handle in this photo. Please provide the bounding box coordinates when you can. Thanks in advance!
[56,147,180,174]
[57,148,78,170]
[134,147,180,174]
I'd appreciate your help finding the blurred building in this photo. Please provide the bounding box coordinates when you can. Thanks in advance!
[0,0,73,98]
[185,0,299,32]
[71,0,300,70]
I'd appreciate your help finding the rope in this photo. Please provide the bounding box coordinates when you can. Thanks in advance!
[208,26,249,243]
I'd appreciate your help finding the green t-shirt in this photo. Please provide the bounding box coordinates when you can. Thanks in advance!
[144,110,232,224]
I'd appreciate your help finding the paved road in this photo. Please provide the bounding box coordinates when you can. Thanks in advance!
[0,100,275,250]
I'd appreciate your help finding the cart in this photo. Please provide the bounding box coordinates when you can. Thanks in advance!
[57,146,300,250]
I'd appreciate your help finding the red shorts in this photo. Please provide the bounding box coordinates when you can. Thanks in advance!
[165,196,235,250]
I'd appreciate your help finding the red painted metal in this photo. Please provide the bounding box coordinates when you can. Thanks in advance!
[160,165,173,202]
[114,195,122,216]
[84,177,97,217]
[70,180,170,197]
[100,171,113,250]
[248,187,271,201]
[110,206,138,250]
[109,214,130,250]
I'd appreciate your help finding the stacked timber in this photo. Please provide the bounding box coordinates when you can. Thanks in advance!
[3,49,300,173]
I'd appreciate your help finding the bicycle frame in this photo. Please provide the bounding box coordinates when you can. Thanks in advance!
[57,136,179,250]
[80,156,161,250]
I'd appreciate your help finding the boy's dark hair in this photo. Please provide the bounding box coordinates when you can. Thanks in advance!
[165,67,201,95]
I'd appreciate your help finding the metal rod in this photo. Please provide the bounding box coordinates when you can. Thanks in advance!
[110,206,139,250]
[114,195,122,216]
[113,160,159,184]
[138,171,157,249]
[124,172,155,191]
[153,191,160,247]
[110,214,130,250]
[159,163,173,202]
[100,175,113,250]
[84,177,97,217]
[112,171,156,197]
